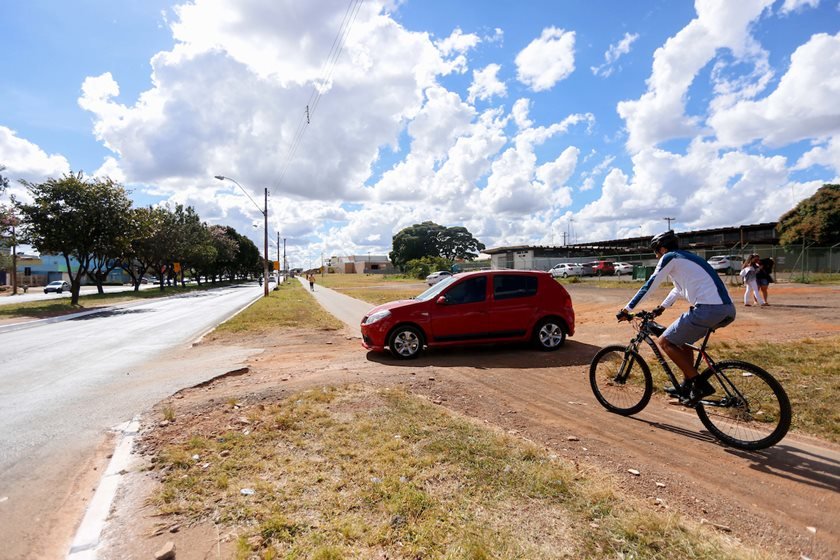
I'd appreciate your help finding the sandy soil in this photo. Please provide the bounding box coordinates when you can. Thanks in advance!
[97,283,840,560]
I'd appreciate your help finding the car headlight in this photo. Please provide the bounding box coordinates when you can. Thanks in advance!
[363,309,391,325]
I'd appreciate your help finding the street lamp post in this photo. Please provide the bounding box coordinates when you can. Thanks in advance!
[214,175,269,297]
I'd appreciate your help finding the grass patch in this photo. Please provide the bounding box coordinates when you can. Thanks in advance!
[787,272,840,284]
[713,337,840,443]
[151,386,773,559]
[318,274,425,306]
[215,281,342,334]
[0,281,240,321]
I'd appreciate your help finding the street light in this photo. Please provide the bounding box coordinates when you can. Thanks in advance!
[214,175,269,297]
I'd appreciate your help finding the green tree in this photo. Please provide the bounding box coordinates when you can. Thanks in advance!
[172,204,214,286]
[17,172,130,304]
[777,184,840,246]
[206,225,238,282]
[437,225,485,261]
[405,256,452,279]
[389,221,485,270]
[118,207,157,291]
[84,180,134,294]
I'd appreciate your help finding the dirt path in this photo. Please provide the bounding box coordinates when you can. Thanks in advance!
[99,282,840,559]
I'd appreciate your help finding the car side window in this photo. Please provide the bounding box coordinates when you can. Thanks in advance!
[444,276,487,305]
[493,275,538,300]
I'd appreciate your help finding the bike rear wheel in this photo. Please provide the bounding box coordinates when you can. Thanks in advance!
[589,345,652,415]
[695,360,791,450]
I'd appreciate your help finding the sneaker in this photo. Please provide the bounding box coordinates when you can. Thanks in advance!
[663,382,688,398]
[681,377,715,406]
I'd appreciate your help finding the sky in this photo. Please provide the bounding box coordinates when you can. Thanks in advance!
[2,0,839,268]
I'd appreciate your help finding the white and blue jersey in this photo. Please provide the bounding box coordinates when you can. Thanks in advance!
[625,250,732,311]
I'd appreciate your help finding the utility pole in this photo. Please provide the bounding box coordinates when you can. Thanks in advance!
[11,222,17,295]
[262,188,269,297]
[283,237,287,282]
[562,231,567,246]
[277,231,280,279]
[664,217,675,230]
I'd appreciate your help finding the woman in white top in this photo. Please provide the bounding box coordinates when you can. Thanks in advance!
[740,254,765,306]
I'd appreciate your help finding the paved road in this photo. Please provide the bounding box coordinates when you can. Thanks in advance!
[0,283,159,306]
[0,283,268,559]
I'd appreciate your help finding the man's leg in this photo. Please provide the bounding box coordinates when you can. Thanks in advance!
[658,337,697,380]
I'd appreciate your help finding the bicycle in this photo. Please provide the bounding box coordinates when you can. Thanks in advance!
[589,310,791,450]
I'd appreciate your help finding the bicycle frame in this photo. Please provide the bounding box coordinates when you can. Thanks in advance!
[625,319,748,409]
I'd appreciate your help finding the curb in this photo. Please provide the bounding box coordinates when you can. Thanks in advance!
[66,418,141,560]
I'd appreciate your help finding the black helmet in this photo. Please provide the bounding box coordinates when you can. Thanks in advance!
[650,230,679,252]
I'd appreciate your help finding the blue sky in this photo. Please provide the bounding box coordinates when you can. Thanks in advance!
[2,0,839,265]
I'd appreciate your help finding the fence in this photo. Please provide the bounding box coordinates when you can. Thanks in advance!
[528,244,840,276]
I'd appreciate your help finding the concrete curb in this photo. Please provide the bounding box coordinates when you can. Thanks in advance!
[66,418,141,560]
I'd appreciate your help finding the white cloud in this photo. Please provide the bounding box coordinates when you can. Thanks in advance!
[591,32,639,78]
[709,32,840,147]
[467,63,506,103]
[511,98,532,130]
[435,27,481,56]
[795,136,840,174]
[0,126,71,184]
[617,0,774,153]
[779,0,820,14]
[515,27,576,92]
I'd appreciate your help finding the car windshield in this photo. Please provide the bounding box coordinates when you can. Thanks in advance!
[415,275,457,301]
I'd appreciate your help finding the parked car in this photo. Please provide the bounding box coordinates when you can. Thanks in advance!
[550,263,584,278]
[44,281,70,294]
[361,270,575,359]
[707,255,743,273]
[425,270,453,285]
[582,260,615,276]
[613,262,634,275]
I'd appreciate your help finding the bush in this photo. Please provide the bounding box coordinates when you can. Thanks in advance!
[405,256,453,279]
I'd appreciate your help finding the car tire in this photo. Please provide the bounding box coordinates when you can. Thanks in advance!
[387,325,425,359]
[562,272,568,278]
[57,289,62,293]
[533,317,566,351]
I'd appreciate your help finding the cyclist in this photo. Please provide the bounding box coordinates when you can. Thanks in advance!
[617,231,736,404]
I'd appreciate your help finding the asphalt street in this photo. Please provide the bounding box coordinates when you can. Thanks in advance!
[0,283,268,559]
[0,282,158,306]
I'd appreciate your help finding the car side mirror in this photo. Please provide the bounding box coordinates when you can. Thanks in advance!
[436,295,448,305]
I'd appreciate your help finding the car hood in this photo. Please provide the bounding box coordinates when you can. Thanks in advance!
[364,299,422,316]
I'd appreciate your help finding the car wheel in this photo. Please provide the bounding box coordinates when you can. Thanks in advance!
[533,318,566,351]
[388,325,425,359]
[562,272,568,278]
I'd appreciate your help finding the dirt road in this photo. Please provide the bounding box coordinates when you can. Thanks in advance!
[100,282,840,559]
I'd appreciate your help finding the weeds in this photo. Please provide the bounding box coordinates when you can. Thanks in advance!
[151,386,773,559]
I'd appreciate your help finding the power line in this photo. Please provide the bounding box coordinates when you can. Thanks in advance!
[272,0,363,195]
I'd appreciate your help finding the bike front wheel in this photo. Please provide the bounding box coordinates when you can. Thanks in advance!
[695,360,791,450]
[589,345,652,415]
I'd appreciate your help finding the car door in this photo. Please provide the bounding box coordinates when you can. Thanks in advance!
[428,275,488,343]
[486,273,538,339]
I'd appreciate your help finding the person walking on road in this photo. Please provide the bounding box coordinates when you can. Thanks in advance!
[757,257,774,304]
[307,273,316,292]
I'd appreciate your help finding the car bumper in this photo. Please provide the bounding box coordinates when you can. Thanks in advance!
[360,321,390,352]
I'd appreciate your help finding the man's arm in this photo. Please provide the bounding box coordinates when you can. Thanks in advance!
[623,255,674,311]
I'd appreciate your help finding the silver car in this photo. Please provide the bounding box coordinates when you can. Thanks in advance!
[43,281,70,294]
[550,263,584,278]
[707,255,743,273]
[425,271,453,285]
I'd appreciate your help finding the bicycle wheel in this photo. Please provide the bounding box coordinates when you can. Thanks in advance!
[589,345,652,415]
[695,360,791,450]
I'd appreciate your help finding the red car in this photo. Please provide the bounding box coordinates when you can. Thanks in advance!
[583,260,615,276]
[361,270,575,359]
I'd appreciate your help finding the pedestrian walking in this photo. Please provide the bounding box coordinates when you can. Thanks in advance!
[740,254,765,306]
[757,257,774,304]
[307,273,315,292]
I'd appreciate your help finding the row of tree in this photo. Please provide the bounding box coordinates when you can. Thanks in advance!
[1,170,262,305]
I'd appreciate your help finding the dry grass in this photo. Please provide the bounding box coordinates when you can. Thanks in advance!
[214,280,342,334]
[318,274,425,305]
[151,385,775,560]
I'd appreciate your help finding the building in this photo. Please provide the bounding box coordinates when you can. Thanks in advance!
[327,255,396,274]
[483,223,780,271]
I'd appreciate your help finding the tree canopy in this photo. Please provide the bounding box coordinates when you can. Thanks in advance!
[777,184,840,246]
[389,221,485,270]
